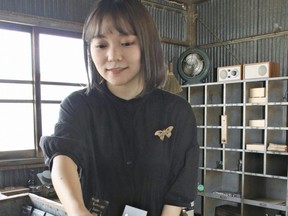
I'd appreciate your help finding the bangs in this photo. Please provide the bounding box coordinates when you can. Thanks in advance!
[84,7,136,42]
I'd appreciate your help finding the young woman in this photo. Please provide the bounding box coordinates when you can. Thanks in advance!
[40,0,199,215]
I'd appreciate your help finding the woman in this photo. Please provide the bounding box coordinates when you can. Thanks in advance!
[40,0,199,215]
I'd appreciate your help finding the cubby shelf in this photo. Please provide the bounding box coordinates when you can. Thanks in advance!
[183,76,288,216]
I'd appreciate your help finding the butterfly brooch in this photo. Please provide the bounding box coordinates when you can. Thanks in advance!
[154,126,174,141]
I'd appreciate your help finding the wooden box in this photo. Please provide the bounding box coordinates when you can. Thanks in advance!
[0,193,66,216]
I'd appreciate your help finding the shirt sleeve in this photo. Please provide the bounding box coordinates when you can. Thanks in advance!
[163,98,200,208]
[40,90,89,172]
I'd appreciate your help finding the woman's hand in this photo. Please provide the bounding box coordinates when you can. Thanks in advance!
[161,204,182,216]
[67,208,92,216]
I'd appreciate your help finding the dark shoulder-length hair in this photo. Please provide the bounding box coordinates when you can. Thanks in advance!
[82,0,165,95]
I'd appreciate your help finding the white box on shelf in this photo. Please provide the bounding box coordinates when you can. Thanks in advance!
[246,143,265,151]
[250,87,266,98]
[249,119,265,127]
[248,97,266,103]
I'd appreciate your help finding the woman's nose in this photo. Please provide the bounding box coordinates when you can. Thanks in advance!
[107,46,122,62]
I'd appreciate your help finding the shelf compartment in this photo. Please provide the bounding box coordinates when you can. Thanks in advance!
[197,128,204,147]
[204,197,241,216]
[268,79,287,103]
[225,106,243,127]
[188,86,205,105]
[245,105,265,127]
[206,149,222,169]
[226,82,243,104]
[199,148,204,168]
[244,152,264,174]
[206,106,223,126]
[224,151,242,172]
[205,171,242,197]
[266,154,288,177]
[193,107,204,126]
[244,175,287,206]
[206,128,222,148]
[245,128,265,145]
[226,128,243,149]
[245,80,266,103]
[203,171,242,215]
[206,84,223,105]
[267,104,287,127]
[267,129,287,146]
[243,203,286,216]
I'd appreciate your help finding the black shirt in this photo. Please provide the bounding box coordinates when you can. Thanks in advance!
[40,83,199,216]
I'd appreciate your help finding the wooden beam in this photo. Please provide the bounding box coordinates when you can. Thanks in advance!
[171,0,208,4]
[0,10,83,32]
[171,0,188,3]
[186,3,197,47]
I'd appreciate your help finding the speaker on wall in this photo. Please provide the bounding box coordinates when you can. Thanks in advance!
[217,65,242,82]
[243,62,280,79]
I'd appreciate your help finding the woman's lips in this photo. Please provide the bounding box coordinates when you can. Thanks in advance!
[107,67,127,74]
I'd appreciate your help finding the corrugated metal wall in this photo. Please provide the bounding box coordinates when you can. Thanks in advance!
[144,3,188,63]
[0,0,92,23]
[196,0,288,81]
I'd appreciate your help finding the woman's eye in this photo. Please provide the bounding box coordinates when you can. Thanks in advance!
[121,41,134,46]
[95,44,106,49]
[90,39,107,49]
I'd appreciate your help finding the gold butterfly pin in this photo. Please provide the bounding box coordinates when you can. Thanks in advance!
[154,126,174,141]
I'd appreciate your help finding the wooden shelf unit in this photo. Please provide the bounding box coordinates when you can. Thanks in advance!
[183,76,288,216]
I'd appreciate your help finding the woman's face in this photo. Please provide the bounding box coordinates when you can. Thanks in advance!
[89,17,142,97]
